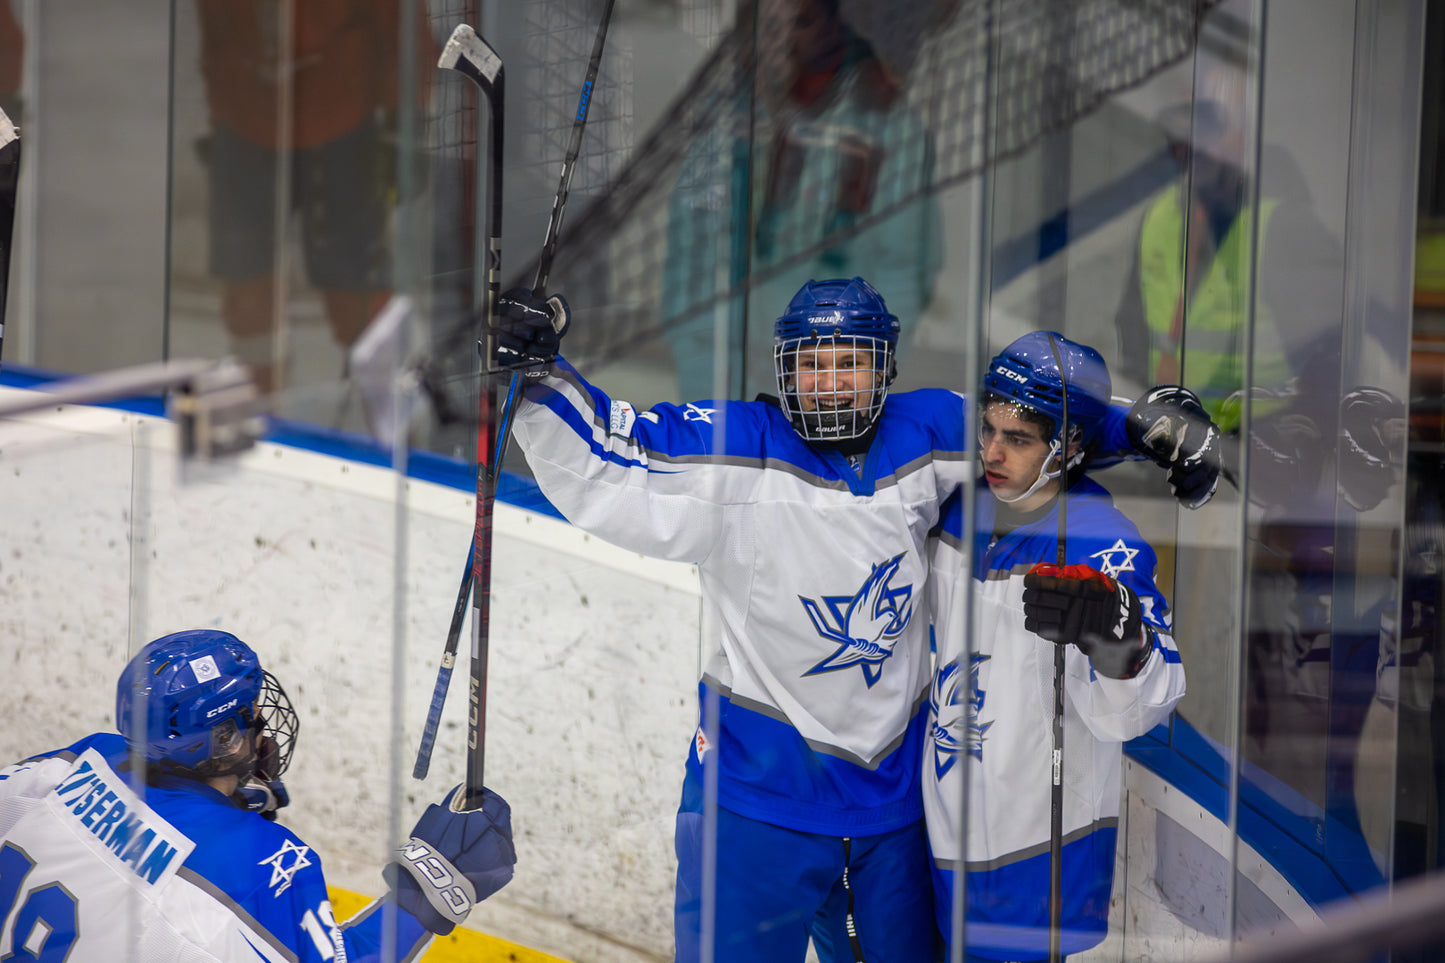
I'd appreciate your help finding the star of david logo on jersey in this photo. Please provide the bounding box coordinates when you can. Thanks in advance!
[258,839,313,896]
[1088,539,1139,578]
[930,653,991,779]
[801,553,914,687]
[683,403,715,424]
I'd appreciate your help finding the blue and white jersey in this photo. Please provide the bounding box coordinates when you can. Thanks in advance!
[512,360,972,835]
[0,733,430,962]
[922,478,1186,959]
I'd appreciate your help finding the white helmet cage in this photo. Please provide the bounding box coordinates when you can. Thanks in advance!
[774,335,895,443]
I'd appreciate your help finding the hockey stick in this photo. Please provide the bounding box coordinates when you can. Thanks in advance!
[0,107,20,370]
[433,22,504,810]
[1044,334,1069,963]
[492,0,617,471]
[415,4,616,785]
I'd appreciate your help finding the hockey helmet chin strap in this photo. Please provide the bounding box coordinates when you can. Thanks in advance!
[993,429,1086,505]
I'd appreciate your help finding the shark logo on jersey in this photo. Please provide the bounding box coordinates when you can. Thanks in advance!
[1088,538,1139,578]
[683,403,716,424]
[801,553,914,687]
[930,654,991,778]
[259,839,313,896]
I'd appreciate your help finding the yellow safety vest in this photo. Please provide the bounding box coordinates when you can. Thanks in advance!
[1138,191,1291,429]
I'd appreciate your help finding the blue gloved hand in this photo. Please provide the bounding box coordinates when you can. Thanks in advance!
[493,287,570,378]
[384,785,516,935]
[234,777,289,821]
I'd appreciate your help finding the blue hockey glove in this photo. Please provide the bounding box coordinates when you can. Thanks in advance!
[384,785,517,936]
[234,777,289,821]
[1126,385,1222,509]
[493,287,571,379]
[1023,564,1151,680]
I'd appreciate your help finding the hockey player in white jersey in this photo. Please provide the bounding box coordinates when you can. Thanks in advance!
[923,333,1187,961]
[495,277,1213,963]
[0,629,516,962]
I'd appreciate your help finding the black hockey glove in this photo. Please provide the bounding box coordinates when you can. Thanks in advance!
[493,287,571,379]
[1126,385,1222,509]
[384,785,517,936]
[1337,387,1404,512]
[1022,563,1151,680]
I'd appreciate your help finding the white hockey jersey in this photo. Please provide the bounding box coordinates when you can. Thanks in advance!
[922,477,1186,959]
[512,360,973,835]
[0,733,431,962]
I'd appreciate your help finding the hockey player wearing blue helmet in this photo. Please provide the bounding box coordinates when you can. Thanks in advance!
[0,629,516,961]
[924,333,1186,961]
[495,279,1212,962]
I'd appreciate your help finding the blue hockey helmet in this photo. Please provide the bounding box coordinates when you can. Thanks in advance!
[773,277,901,443]
[982,331,1112,451]
[115,629,298,780]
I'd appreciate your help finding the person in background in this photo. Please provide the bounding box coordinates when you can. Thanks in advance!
[195,0,434,395]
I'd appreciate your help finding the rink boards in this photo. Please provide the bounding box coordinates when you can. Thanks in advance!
[0,382,1359,961]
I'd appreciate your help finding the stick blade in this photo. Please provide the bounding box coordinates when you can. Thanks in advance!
[0,106,16,153]
[438,23,503,90]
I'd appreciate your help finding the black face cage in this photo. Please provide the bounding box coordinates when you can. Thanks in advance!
[254,670,299,781]
[774,336,894,443]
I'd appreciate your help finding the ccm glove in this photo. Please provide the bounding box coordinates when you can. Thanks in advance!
[1126,385,1222,509]
[1022,563,1151,680]
[384,785,517,935]
[234,777,289,821]
[493,287,571,378]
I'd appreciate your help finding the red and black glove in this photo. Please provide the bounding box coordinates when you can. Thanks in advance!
[1022,563,1150,679]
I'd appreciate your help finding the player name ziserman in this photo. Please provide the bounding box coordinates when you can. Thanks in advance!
[49,748,195,886]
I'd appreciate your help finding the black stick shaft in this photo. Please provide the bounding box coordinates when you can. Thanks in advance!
[412,543,472,779]
[1046,334,1069,963]
[434,22,506,809]
[493,0,618,469]
[465,59,505,813]
[532,0,616,295]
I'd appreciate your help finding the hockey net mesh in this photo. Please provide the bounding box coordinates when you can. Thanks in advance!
[429,0,1223,385]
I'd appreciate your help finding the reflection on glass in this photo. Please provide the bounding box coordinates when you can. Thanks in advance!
[660,0,940,403]
[192,0,434,403]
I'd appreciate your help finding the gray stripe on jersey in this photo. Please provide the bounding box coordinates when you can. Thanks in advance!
[704,674,930,770]
[943,816,1120,874]
[177,866,299,962]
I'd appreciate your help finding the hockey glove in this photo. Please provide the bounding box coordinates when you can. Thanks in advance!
[384,785,517,936]
[493,287,571,379]
[1337,387,1404,512]
[1022,563,1150,679]
[1126,385,1222,509]
[234,777,289,821]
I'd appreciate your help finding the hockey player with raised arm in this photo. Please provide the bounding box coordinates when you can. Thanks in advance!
[0,629,516,962]
[923,333,1187,961]
[495,277,1213,962]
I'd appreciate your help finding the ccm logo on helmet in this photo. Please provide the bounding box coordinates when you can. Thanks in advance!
[206,698,239,719]
[994,365,1028,384]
